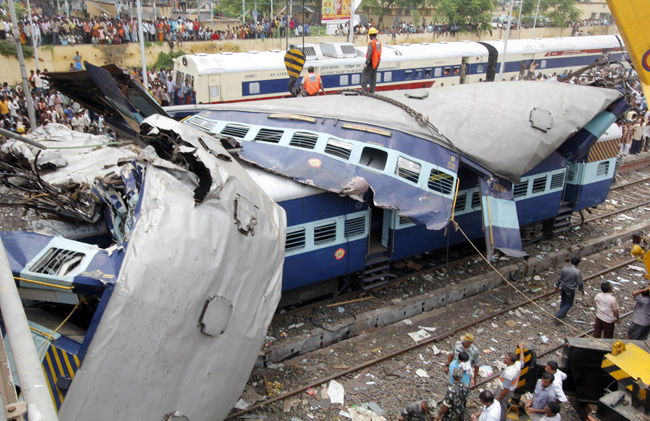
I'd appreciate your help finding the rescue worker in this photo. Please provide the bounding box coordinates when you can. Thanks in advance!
[301,66,325,96]
[361,27,381,93]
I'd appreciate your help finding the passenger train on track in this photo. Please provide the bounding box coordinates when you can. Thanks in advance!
[173,34,626,104]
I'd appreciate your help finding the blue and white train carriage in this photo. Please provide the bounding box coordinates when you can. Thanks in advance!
[181,82,628,304]
[173,35,625,104]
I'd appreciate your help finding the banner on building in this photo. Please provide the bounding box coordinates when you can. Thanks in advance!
[321,0,352,22]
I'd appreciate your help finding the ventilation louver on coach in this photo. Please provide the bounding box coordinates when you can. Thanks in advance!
[320,42,359,59]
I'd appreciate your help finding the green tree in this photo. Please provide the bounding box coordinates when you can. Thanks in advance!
[360,0,428,29]
[541,0,580,26]
[433,0,497,30]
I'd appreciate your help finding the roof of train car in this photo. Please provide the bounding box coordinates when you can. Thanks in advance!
[194,82,622,183]
[240,157,324,201]
[180,41,489,75]
[482,34,624,55]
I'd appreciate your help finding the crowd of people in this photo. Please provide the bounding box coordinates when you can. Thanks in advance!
[397,270,650,421]
[0,3,316,47]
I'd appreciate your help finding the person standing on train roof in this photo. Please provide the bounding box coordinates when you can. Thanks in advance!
[361,27,381,93]
[301,66,325,96]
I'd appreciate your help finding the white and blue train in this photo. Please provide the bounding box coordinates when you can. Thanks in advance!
[173,35,626,104]
[178,82,627,305]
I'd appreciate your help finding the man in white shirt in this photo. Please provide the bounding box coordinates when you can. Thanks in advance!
[494,341,526,421]
[472,390,501,421]
[545,361,567,403]
[594,282,619,339]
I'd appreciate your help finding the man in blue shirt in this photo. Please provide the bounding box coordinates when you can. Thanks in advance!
[554,257,584,319]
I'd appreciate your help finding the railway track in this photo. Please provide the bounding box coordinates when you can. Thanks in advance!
[230,250,645,419]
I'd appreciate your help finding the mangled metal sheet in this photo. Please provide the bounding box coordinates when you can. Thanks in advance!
[208,82,623,183]
[479,177,526,260]
[25,116,287,420]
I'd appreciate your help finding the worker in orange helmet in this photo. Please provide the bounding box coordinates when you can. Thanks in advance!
[361,26,381,93]
[301,66,326,96]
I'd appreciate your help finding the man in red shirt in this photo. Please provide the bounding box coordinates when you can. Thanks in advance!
[361,27,381,93]
[301,66,325,96]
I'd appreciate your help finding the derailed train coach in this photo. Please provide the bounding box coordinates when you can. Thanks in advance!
[179,82,628,305]
[0,64,629,417]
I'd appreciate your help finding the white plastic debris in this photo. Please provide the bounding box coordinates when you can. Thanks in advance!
[432,345,441,355]
[416,369,429,378]
[408,329,432,342]
[478,365,494,377]
[329,380,345,404]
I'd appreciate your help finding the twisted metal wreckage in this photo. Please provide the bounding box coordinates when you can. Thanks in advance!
[0,61,628,419]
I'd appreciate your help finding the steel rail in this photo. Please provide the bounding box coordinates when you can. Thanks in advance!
[227,258,636,419]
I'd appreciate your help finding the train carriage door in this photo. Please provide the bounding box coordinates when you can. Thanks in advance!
[208,75,221,103]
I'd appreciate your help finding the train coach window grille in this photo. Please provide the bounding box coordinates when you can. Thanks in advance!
[249,82,260,95]
[186,117,217,132]
[540,60,547,69]
[360,147,388,171]
[314,221,337,245]
[395,156,421,184]
[31,248,85,276]
[454,193,467,213]
[471,192,481,209]
[303,46,317,57]
[289,132,318,149]
[427,169,454,195]
[425,69,433,78]
[384,72,392,82]
[550,172,565,189]
[405,70,414,80]
[221,124,250,139]
[399,216,414,227]
[443,67,451,76]
[376,73,382,83]
[341,44,356,55]
[254,128,284,143]
[344,216,366,238]
[339,75,349,86]
[210,86,219,99]
[596,161,610,177]
[532,175,547,193]
[325,138,353,160]
[285,228,306,251]
[477,64,485,73]
[434,68,442,77]
[415,69,423,79]
[351,74,361,85]
[514,180,529,198]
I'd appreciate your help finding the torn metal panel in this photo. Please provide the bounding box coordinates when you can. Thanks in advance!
[480,177,526,260]
[55,116,285,420]
[208,82,623,183]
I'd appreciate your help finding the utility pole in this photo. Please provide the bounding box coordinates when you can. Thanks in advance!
[7,0,37,130]
[497,0,515,81]
[137,0,147,88]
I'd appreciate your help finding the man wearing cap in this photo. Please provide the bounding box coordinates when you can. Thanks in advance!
[444,333,480,386]
[436,368,471,421]
[397,398,437,421]
[301,66,325,96]
[494,342,526,421]
[361,27,381,93]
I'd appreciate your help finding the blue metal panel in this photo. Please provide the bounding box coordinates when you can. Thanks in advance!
[282,238,367,290]
[480,177,525,258]
[279,192,365,226]
[566,178,614,211]
[515,191,563,225]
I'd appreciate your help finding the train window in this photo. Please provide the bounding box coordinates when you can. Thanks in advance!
[428,170,454,195]
[325,138,353,160]
[210,86,219,98]
[351,74,361,84]
[532,175,547,193]
[540,60,547,69]
[477,64,485,73]
[254,128,283,143]
[376,73,382,83]
[395,156,421,184]
[399,216,413,227]
[405,70,414,80]
[221,124,250,138]
[345,216,366,238]
[471,192,481,209]
[443,68,451,76]
[285,228,306,251]
[513,180,528,198]
[425,69,432,78]
[596,161,610,177]
[289,132,318,149]
[453,67,460,75]
[566,164,576,182]
[339,75,349,86]
[454,193,467,212]
[314,221,337,245]
[415,69,423,79]
[435,68,442,77]
[550,172,565,189]
[176,72,184,87]
[360,147,388,171]
[249,82,260,95]
[384,72,392,82]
